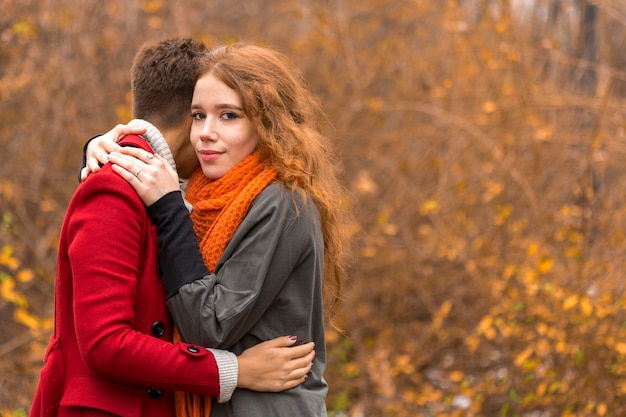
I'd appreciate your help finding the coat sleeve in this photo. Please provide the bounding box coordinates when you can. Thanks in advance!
[67,165,224,396]
[146,190,209,299]
[149,184,319,349]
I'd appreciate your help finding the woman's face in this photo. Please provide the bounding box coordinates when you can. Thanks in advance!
[190,72,259,180]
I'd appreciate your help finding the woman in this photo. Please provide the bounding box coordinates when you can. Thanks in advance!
[108,43,351,416]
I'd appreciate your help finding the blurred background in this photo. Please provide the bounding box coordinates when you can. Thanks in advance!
[2,0,626,415]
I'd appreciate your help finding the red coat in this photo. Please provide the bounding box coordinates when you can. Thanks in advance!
[30,135,220,417]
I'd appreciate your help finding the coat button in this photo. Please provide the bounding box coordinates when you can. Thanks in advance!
[147,387,163,399]
[188,346,200,353]
[157,262,163,275]
[151,321,166,337]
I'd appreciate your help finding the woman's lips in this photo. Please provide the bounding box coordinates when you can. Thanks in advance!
[199,150,222,162]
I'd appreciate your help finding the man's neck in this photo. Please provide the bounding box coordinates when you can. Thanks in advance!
[160,124,196,179]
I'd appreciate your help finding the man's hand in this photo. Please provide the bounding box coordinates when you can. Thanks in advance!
[237,336,315,392]
[80,124,146,180]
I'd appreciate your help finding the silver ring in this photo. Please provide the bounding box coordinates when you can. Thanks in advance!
[145,153,154,162]
[135,168,142,177]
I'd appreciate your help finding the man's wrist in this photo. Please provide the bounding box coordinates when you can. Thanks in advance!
[78,134,103,183]
[207,348,237,403]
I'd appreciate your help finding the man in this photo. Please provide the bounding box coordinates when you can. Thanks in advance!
[30,38,313,417]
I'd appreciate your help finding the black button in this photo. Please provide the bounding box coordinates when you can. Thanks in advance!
[151,321,166,337]
[147,387,163,399]
[188,346,200,353]
[157,262,163,275]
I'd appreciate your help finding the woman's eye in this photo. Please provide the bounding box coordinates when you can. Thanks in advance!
[191,112,204,121]
[221,112,238,121]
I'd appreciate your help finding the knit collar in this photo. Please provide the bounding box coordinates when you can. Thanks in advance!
[127,118,194,212]
[127,119,177,175]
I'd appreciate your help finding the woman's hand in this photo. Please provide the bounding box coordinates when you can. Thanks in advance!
[108,146,180,206]
[237,336,315,392]
[80,124,146,180]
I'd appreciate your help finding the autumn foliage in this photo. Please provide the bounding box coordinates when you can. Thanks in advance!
[3,1,626,416]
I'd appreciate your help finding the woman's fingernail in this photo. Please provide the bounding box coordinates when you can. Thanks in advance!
[288,335,297,342]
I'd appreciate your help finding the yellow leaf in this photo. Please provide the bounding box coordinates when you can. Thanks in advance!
[465,335,480,352]
[580,297,593,316]
[420,199,439,215]
[448,370,464,382]
[618,380,626,395]
[141,0,162,13]
[562,295,578,311]
[41,318,53,331]
[11,21,36,38]
[503,264,516,279]
[0,179,15,199]
[364,97,383,111]
[494,204,512,225]
[536,381,547,397]
[17,269,35,283]
[325,328,340,343]
[565,247,582,258]
[514,346,534,367]
[555,341,568,354]
[478,316,492,332]
[395,355,415,374]
[14,307,40,330]
[40,199,56,213]
[343,362,360,377]
[1,278,17,302]
[482,101,497,113]
[535,126,553,140]
[355,170,377,195]
[477,315,496,340]
[382,223,398,236]
[538,257,553,274]
[0,245,20,270]
[432,300,453,330]
[377,209,390,225]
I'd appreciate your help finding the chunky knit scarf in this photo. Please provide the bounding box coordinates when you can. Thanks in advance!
[174,152,277,417]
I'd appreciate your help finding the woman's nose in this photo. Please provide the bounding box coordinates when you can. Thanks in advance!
[199,118,217,141]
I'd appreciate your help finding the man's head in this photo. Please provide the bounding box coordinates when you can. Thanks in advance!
[130,38,207,177]
[131,38,207,128]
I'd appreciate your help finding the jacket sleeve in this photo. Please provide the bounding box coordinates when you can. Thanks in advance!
[146,191,209,298]
[148,185,317,349]
[67,165,223,397]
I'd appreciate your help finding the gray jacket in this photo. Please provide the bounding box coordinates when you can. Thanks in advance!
[148,183,328,417]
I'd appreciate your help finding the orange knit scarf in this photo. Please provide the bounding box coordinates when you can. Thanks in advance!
[173,153,277,417]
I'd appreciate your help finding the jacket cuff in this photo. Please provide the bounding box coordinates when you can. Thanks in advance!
[207,348,238,403]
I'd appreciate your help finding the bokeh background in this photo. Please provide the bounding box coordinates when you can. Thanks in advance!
[3,0,626,416]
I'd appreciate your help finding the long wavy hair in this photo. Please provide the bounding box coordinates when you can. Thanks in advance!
[197,42,351,309]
